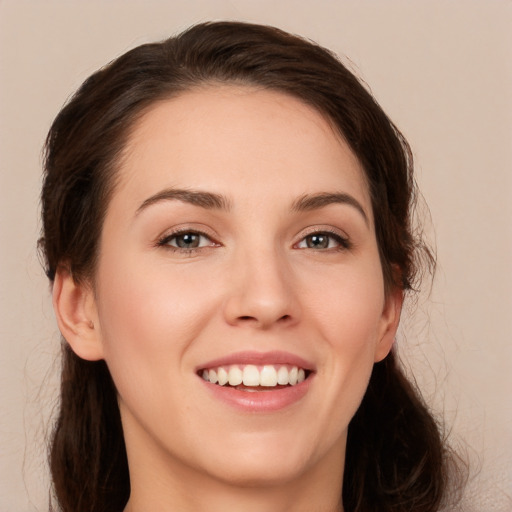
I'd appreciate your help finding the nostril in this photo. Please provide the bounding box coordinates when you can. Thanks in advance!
[238,314,291,322]
[237,314,292,323]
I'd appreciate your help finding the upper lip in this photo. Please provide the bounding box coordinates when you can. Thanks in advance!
[197,351,315,372]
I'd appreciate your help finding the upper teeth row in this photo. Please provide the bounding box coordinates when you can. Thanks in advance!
[201,365,306,387]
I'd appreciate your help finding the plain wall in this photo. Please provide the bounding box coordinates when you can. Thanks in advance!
[1,1,511,510]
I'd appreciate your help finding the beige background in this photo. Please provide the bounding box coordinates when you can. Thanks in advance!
[1,1,511,510]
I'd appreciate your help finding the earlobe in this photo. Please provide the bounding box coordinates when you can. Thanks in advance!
[374,287,403,363]
[52,266,104,361]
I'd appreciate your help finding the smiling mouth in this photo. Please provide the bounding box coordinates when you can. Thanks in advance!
[199,364,312,390]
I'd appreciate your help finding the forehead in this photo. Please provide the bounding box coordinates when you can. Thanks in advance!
[115,85,371,213]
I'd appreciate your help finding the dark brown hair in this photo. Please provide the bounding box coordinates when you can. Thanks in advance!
[40,21,461,512]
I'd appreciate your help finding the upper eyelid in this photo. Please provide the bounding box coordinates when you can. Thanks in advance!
[157,225,220,244]
[160,231,212,244]
[293,226,352,250]
[296,225,349,240]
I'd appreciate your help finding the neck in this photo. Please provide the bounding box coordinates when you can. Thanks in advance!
[125,464,344,512]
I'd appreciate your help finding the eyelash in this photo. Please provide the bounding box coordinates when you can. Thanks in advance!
[295,229,351,251]
[156,229,219,254]
[156,228,351,254]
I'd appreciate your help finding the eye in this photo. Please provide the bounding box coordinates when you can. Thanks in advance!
[296,231,350,250]
[158,230,216,250]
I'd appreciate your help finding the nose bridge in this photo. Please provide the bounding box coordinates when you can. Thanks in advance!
[223,242,299,328]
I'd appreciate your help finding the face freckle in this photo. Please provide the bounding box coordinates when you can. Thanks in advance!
[91,85,401,492]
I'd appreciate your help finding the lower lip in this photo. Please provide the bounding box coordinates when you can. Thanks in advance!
[201,376,313,412]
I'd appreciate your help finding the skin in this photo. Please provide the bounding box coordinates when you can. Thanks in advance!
[53,86,402,512]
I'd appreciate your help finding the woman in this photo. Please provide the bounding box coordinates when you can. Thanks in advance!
[40,21,462,512]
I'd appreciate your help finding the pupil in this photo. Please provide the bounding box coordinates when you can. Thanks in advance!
[177,233,199,248]
[307,234,328,249]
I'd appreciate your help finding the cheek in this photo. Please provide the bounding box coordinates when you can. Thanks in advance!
[92,257,224,449]
[304,261,385,420]
[309,260,386,347]
[93,252,219,384]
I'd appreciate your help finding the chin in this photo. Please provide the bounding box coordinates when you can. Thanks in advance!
[194,430,340,489]
[206,457,311,489]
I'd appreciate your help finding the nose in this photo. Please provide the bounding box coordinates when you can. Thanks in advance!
[222,248,300,329]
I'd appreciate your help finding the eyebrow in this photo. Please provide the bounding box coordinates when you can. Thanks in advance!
[136,188,231,214]
[136,188,369,226]
[291,192,369,226]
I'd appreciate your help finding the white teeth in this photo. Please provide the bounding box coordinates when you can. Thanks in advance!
[277,366,289,385]
[228,366,243,386]
[217,367,228,386]
[242,365,260,386]
[260,365,278,386]
[202,364,309,388]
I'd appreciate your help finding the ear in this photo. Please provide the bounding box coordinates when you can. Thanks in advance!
[52,266,104,361]
[374,286,403,363]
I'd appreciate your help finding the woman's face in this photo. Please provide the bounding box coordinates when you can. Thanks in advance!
[85,86,400,489]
